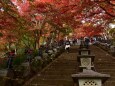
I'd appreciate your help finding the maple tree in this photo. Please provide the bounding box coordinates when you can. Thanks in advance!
[0,0,30,51]
[0,0,115,50]
[0,0,19,50]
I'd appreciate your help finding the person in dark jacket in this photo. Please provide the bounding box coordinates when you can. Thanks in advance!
[25,47,33,62]
[38,45,43,58]
[7,50,15,69]
[84,37,90,49]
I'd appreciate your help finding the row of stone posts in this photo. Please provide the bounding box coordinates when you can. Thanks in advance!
[71,43,110,86]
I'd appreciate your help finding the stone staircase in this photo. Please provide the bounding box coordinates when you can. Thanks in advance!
[24,46,78,86]
[24,46,115,86]
[92,46,115,86]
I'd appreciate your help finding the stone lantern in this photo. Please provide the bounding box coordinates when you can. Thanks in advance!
[71,69,110,86]
[77,55,95,71]
[78,49,91,55]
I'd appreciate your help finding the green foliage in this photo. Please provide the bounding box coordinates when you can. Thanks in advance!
[29,0,35,2]
[109,28,115,39]
[31,59,43,72]
[109,28,115,33]
[13,54,26,66]
[0,33,3,37]
[60,27,72,36]
[0,58,7,69]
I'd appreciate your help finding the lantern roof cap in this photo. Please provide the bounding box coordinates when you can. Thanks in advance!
[71,69,110,83]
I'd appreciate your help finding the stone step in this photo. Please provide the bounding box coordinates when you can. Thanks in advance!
[98,72,115,75]
[95,60,113,62]
[90,46,115,86]
[37,75,71,79]
[28,83,73,86]
[51,62,77,64]
[94,63,115,69]
[42,71,75,75]
[31,77,72,81]
[97,69,115,72]
[30,79,73,85]
[95,64,115,66]
[49,66,77,69]
[24,47,77,86]
[96,67,115,69]
[104,81,115,86]
[45,68,76,71]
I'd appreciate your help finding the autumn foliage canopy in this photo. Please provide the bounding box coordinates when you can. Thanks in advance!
[0,0,115,46]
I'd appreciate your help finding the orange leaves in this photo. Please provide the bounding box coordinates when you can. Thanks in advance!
[35,0,53,3]
[0,0,30,45]
[35,14,43,20]
[80,24,103,37]
[94,0,115,17]
[8,0,114,39]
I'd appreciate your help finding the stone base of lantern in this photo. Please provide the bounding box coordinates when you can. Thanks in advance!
[79,65,95,72]
[78,49,91,55]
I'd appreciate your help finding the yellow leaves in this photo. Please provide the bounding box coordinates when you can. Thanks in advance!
[109,28,115,39]
[99,2,107,7]
[109,28,115,34]
[83,22,91,26]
